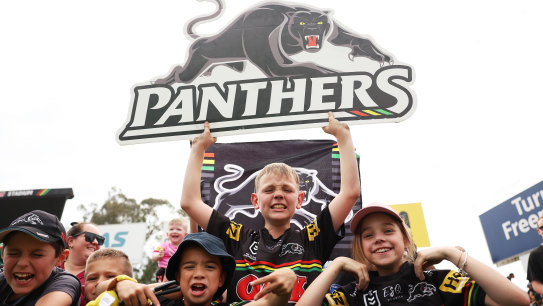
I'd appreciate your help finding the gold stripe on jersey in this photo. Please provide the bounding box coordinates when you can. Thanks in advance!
[439,270,470,293]
[227,221,242,241]
[306,219,321,241]
[325,290,349,306]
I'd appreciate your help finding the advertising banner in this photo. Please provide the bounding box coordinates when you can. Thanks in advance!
[96,222,147,265]
[390,202,430,248]
[479,181,543,264]
[0,188,73,228]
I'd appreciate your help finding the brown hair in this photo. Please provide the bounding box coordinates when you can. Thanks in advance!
[85,248,133,279]
[351,213,416,266]
[67,222,97,238]
[254,163,299,192]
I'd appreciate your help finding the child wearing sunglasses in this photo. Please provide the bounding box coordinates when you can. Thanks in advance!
[64,222,104,306]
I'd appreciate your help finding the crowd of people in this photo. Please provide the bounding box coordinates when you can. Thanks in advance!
[0,113,534,305]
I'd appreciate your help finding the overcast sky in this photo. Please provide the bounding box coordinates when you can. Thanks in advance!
[2,0,542,289]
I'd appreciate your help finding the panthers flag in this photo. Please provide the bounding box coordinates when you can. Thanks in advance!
[200,139,362,258]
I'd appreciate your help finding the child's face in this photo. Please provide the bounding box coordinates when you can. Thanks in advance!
[84,257,128,301]
[359,213,409,276]
[251,173,304,227]
[176,245,225,306]
[167,223,187,245]
[69,224,101,260]
[1,232,59,300]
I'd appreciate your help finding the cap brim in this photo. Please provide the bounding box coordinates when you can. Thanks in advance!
[0,227,60,245]
[350,204,403,234]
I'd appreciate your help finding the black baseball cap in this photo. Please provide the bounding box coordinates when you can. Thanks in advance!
[0,210,67,249]
[166,232,235,300]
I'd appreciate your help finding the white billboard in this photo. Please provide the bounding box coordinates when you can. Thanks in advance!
[96,223,147,265]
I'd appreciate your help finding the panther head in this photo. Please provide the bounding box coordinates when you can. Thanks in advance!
[287,10,331,52]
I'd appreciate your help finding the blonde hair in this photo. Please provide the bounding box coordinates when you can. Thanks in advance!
[254,163,299,192]
[85,248,133,279]
[351,213,416,266]
[169,217,188,229]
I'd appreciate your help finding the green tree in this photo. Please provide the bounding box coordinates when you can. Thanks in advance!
[78,187,184,283]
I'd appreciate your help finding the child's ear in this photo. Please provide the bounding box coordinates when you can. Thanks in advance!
[218,271,226,287]
[296,191,305,209]
[56,249,69,266]
[403,237,411,255]
[251,193,259,210]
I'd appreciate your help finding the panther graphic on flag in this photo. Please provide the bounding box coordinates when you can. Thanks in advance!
[212,164,350,229]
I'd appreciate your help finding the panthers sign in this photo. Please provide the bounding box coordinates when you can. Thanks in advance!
[117,0,416,144]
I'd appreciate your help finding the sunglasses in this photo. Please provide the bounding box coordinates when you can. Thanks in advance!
[72,231,105,246]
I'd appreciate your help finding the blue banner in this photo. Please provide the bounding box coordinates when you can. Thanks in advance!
[479,181,543,263]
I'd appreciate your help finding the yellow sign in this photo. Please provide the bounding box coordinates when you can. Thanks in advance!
[390,203,430,247]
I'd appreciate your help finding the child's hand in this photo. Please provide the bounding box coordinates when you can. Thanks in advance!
[322,112,351,140]
[192,121,216,151]
[336,257,370,291]
[414,246,458,280]
[250,268,296,300]
[157,248,165,259]
[116,280,160,306]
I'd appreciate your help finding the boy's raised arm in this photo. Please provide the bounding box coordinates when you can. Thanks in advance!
[322,112,361,232]
[180,122,216,231]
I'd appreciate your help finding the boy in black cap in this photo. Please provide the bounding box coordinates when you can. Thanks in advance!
[163,232,296,306]
[0,210,82,305]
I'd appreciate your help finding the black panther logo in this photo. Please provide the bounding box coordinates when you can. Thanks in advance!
[279,243,304,256]
[407,282,436,302]
[155,0,392,84]
[211,164,348,230]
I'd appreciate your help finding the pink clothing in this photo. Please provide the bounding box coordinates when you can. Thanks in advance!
[153,241,178,268]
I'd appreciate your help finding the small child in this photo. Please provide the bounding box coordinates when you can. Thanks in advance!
[0,210,81,305]
[162,232,296,306]
[297,203,530,305]
[153,218,188,282]
[84,248,137,303]
[181,112,360,304]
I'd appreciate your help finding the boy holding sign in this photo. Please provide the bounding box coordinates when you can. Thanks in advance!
[181,112,360,304]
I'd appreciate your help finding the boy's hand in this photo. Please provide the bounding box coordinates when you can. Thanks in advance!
[322,112,350,140]
[116,280,160,306]
[192,121,217,151]
[250,268,296,300]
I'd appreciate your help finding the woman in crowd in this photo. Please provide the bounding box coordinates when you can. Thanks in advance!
[63,222,104,306]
